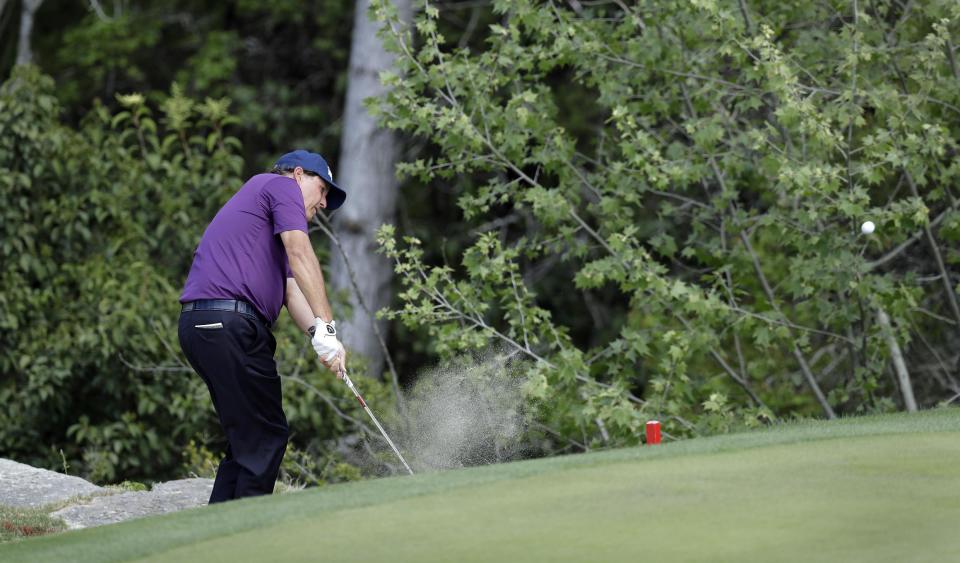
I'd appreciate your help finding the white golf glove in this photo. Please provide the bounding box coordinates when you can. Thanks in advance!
[311,318,344,363]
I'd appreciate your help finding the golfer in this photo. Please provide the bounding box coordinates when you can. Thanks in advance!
[178,149,347,503]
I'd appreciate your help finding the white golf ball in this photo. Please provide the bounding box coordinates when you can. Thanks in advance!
[861,221,875,235]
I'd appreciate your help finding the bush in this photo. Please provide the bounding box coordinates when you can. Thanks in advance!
[0,66,368,483]
[371,0,960,451]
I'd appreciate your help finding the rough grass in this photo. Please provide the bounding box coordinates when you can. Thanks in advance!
[3,408,959,562]
[0,487,121,544]
[0,505,66,543]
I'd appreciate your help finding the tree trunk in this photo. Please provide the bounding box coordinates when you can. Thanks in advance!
[15,0,43,66]
[876,308,918,412]
[331,0,412,380]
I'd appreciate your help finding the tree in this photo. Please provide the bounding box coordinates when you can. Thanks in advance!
[0,67,238,479]
[2,1,355,180]
[330,0,412,382]
[371,0,960,451]
[15,0,43,65]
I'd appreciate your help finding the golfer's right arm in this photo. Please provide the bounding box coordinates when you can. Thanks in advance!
[280,230,335,323]
[284,278,316,333]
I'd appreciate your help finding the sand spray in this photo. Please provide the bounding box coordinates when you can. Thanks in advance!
[395,347,529,471]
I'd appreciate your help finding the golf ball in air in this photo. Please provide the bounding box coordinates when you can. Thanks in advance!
[861,221,875,235]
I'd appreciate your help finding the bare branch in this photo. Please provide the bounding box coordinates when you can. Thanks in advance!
[876,308,917,411]
[312,215,408,419]
[118,354,192,374]
[87,0,109,20]
[866,201,957,271]
[740,230,837,419]
[282,373,380,441]
[531,420,587,451]
[905,172,960,330]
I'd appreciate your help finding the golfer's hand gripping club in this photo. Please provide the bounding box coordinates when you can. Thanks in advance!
[311,318,344,364]
[339,367,414,476]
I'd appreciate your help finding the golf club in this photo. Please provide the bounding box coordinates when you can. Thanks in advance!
[339,368,415,476]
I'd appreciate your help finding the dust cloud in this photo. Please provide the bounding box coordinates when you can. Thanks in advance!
[397,348,528,472]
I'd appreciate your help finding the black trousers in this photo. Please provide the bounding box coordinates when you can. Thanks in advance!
[178,309,288,503]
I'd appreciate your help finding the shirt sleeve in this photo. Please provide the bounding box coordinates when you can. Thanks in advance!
[263,176,309,235]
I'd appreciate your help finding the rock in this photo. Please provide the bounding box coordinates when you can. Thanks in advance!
[0,458,104,508]
[51,478,213,529]
[0,458,214,530]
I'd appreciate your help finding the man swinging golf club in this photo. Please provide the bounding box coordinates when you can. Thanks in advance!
[178,149,347,503]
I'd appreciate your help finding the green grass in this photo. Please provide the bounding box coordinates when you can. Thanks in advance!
[4,408,960,562]
[0,505,66,543]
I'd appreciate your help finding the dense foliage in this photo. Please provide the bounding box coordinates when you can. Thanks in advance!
[0,66,378,482]
[372,0,960,450]
[1,0,354,176]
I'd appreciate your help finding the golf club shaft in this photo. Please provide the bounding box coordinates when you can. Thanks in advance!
[341,370,415,476]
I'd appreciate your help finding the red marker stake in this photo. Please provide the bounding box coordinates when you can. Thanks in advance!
[646,420,661,445]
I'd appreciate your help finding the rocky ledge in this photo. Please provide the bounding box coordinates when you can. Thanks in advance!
[0,458,212,530]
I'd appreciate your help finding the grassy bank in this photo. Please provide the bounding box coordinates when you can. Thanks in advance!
[4,408,959,562]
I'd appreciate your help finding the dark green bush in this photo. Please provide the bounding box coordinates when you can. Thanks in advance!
[0,66,371,482]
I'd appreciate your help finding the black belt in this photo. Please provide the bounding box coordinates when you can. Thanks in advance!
[181,299,271,328]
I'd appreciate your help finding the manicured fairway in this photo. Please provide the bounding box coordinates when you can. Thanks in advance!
[4,409,960,562]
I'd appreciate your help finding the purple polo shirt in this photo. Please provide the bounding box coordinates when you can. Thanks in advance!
[179,174,308,323]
